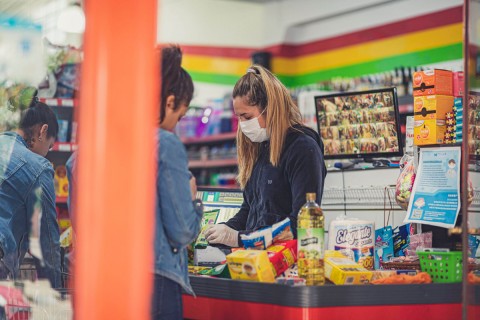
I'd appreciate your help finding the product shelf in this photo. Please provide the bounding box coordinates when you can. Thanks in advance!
[322,185,398,206]
[181,132,237,145]
[51,143,78,152]
[39,98,77,108]
[189,158,238,169]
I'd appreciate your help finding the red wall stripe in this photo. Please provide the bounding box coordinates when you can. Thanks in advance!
[179,6,462,60]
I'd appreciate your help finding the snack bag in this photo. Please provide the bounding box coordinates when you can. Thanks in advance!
[405,232,432,257]
[241,227,273,250]
[374,227,394,269]
[393,224,410,257]
[272,218,294,243]
[395,154,416,210]
[195,210,220,248]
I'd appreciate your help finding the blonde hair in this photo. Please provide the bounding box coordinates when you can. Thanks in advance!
[233,65,303,188]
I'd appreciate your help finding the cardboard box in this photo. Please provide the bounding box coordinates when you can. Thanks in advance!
[226,250,275,283]
[453,71,464,97]
[414,119,446,145]
[324,251,372,285]
[413,95,454,121]
[413,69,453,97]
[267,240,297,277]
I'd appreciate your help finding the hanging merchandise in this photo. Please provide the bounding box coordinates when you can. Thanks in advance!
[395,154,416,210]
[404,146,461,228]
[374,227,394,269]
[392,224,410,257]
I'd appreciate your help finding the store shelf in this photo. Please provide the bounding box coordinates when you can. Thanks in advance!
[181,132,236,145]
[189,158,238,169]
[51,143,77,152]
[39,98,77,107]
[56,196,68,204]
[199,184,239,189]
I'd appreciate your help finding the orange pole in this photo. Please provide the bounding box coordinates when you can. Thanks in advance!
[74,0,158,319]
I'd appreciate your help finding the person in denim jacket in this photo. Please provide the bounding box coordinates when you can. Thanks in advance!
[151,45,204,320]
[0,100,61,288]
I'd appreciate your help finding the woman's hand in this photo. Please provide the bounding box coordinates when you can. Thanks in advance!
[204,224,239,247]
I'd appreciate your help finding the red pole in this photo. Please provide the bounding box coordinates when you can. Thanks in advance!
[74,0,158,319]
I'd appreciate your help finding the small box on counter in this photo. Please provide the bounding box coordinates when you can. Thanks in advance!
[226,250,276,283]
[453,71,464,97]
[413,69,453,97]
[414,119,446,145]
[324,250,372,285]
[267,240,297,277]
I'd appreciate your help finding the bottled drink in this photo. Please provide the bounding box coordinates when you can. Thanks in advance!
[297,193,325,285]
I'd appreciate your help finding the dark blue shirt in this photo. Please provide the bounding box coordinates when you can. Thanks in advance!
[0,132,61,287]
[225,126,326,238]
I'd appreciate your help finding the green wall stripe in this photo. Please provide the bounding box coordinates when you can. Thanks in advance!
[189,43,463,88]
[284,43,463,87]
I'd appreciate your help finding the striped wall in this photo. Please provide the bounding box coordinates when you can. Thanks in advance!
[181,6,463,88]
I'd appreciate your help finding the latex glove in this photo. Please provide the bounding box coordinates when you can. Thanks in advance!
[204,224,239,247]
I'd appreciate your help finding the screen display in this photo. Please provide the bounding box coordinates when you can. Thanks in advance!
[315,88,402,159]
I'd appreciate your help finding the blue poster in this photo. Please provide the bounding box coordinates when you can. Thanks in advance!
[404,146,461,228]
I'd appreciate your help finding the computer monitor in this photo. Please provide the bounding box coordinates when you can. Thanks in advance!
[315,88,403,160]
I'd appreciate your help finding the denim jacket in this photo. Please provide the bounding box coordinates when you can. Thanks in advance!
[155,129,203,295]
[0,132,61,287]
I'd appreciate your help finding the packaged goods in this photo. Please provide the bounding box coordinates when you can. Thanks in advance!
[371,272,431,285]
[414,119,446,145]
[54,165,69,197]
[371,269,419,281]
[324,250,372,285]
[241,227,273,250]
[393,224,410,257]
[297,193,325,285]
[412,69,453,97]
[272,218,294,243]
[282,264,298,279]
[194,246,228,266]
[226,250,275,283]
[188,266,212,275]
[275,277,306,286]
[413,95,454,121]
[328,217,375,270]
[395,154,416,210]
[405,232,432,257]
[405,116,414,154]
[267,240,297,277]
[453,71,464,97]
[374,227,394,269]
[195,210,220,248]
[198,263,231,278]
[469,235,480,258]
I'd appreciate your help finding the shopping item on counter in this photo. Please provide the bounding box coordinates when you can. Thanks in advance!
[328,216,375,270]
[188,266,212,275]
[374,227,394,269]
[372,269,419,281]
[194,246,228,266]
[469,235,480,258]
[393,224,410,257]
[194,210,220,248]
[405,232,432,257]
[412,69,453,97]
[417,250,462,283]
[380,255,421,271]
[267,240,297,277]
[282,264,298,279]
[275,277,306,286]
[371,272,431,285]
[226,250,275,283]
[395,154,416,210]
[272,218,294,243]
[241,227,273,250]
[324,250,372,285]
[197,263,231,278]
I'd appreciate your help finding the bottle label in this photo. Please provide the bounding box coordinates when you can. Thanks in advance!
[297,228,324,260]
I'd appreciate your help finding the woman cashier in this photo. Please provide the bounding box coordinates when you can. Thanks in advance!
[205,65,326,247]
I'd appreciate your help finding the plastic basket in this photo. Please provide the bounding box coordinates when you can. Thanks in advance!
[417,251,462,283]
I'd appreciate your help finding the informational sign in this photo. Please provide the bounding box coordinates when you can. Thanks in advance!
[404,146,461,228]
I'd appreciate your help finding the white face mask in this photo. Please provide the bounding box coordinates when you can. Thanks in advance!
[239,109,269,143]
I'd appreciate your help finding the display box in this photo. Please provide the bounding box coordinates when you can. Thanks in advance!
[414,119,446,145]
[413,69,453,97]
[226,250,275,283]
[453,71,464,97]
[267,240,297,277]
[413,95,454,121]
[324,251,372,285]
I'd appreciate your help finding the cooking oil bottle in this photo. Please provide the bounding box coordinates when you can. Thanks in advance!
[297,193,325,285]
